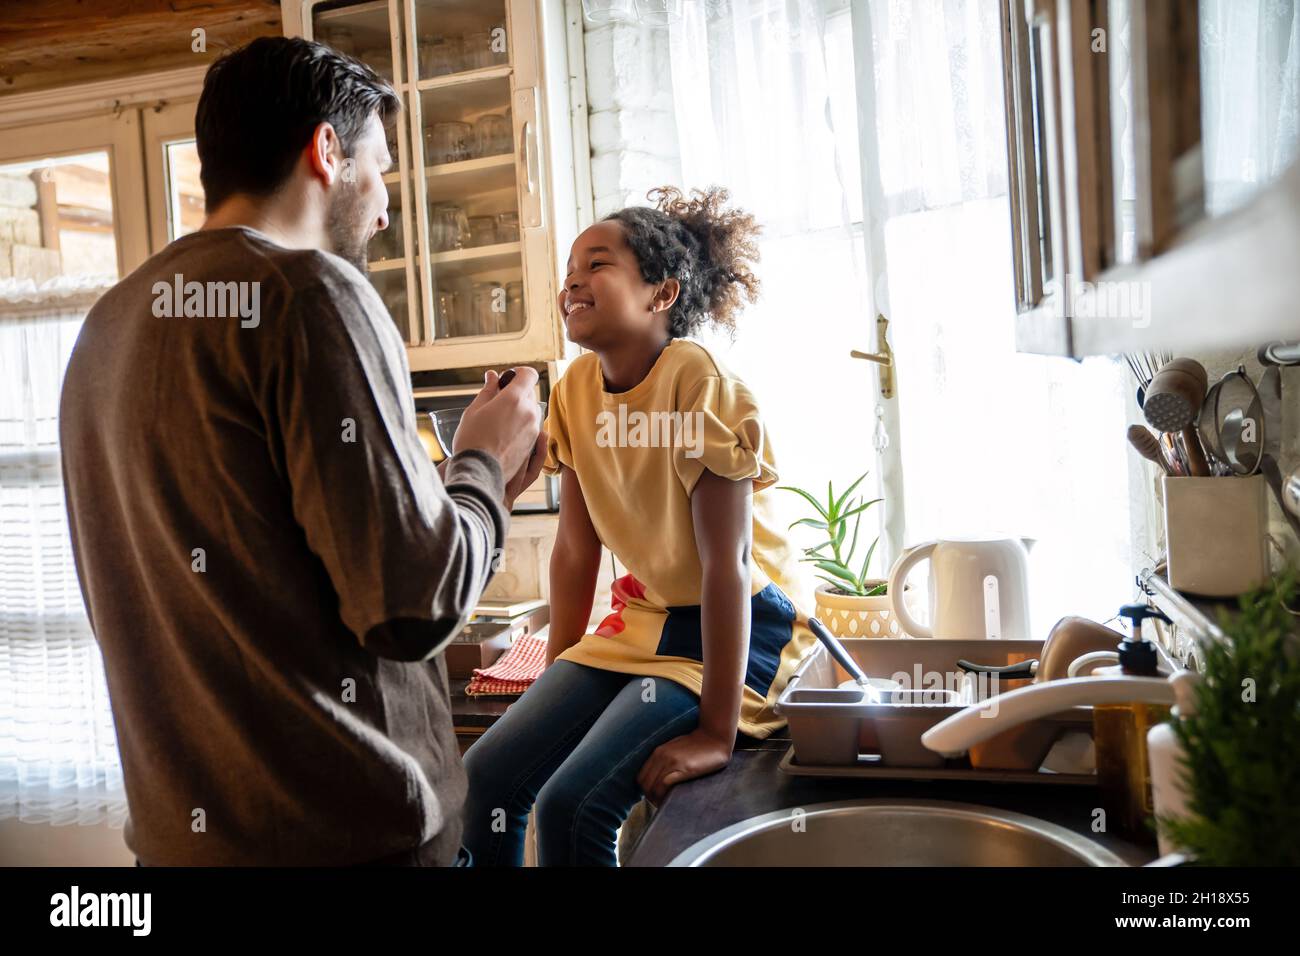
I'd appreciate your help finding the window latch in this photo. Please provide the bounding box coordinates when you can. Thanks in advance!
[850,314,895,399]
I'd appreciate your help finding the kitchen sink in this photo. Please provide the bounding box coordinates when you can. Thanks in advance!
[666,798,1128,866]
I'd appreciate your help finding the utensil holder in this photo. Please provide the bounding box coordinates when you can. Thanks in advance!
[1162,474,1269,596]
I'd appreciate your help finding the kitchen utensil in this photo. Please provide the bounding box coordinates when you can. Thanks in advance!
[807,617,897,701]
[1127,424,1173,475]
[1196,378,1228,474]
[1143,358,1210,476]
[429,400,546,458]
[1284,466,1300,520]
[1212,366,1263,476]
[1254,364,1300,539]
[956,615,1125,686]
[886,537,1034,640]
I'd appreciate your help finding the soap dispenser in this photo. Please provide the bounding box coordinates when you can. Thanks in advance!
[1091,604,1173,839]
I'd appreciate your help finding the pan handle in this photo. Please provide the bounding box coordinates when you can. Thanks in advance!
[955,658,1038,679]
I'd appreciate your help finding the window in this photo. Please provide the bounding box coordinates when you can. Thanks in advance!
[0,147,127,826]
[649,0,1144,633]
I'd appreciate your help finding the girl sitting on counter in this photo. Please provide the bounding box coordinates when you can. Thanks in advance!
[462,185,818,866]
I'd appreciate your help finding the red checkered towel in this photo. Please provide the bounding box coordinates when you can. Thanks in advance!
[465,627,549,697]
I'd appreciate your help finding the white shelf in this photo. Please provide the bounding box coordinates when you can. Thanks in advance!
[424,152,515,202]
[428,241,521,279]
[415,64,511,92]
[314,0,389,23]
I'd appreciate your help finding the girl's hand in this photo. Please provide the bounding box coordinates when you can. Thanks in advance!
[504,429,547,509]
[637,729,733,806]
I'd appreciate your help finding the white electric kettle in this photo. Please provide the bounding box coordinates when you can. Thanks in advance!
[886,536,1034,640]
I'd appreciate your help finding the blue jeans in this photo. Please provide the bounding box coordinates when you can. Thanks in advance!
[461,660,701,866]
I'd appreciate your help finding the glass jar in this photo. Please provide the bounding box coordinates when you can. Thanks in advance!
[495,211,520,244]
[426,121,472,165]
[504,280,525,332]
[466,216,497,248]
[430,203,468,252]
[470,281,504,335]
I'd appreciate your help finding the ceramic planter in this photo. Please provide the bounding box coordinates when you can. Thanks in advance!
[814,581,907,638]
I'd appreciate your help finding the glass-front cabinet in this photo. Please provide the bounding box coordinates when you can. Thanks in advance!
[282,0,577,371]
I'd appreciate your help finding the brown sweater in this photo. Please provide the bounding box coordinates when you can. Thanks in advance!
[59,226,507,865]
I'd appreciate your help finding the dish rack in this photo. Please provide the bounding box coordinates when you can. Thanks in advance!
[774,638,1095,783]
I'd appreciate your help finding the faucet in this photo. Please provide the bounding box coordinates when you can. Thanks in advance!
[921,674,1178,757]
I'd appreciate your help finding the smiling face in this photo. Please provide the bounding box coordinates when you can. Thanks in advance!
[559,220,675,350]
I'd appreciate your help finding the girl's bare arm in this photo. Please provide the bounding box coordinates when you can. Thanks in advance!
[545,464,603,666]
[638,470,752,804]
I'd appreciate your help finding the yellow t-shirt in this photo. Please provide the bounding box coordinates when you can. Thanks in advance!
[542,338,817,738]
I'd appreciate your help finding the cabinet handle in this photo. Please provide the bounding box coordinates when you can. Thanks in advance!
[516,87,542,228]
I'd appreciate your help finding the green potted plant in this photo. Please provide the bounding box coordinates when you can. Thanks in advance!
[778,471,901,638]
[1154,567,1300,865]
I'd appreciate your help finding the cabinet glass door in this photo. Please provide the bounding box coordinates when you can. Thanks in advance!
[309,0,420,343]
[408,0,527,344]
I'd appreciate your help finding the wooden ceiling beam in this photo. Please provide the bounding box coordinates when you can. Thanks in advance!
[0,0,282,97]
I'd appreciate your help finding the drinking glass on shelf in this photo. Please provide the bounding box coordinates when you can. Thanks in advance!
[435,288,462,338]
[495,211,519,244]
[462,31,501,70]
[425,121,472,165]
[471,281,504,334]
[379,281,408,332]
[430,203,468,252]
[505,281,525,332]
[466,216,496,248]
[581,0,636,23]
[633,0,684,26]
[420,35,463,77]
[473,113,511,158]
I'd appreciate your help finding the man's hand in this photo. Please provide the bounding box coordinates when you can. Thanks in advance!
[453,367,542,495]
[636,729,733,806]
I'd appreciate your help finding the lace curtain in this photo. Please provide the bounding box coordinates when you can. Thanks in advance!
[1199,0,1300,215]
[0,275,126,828]
[665,0,881,606]
[663,0,1143,629]
[857,0,1145,630]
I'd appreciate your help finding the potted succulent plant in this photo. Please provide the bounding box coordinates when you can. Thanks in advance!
[778,471,902,638]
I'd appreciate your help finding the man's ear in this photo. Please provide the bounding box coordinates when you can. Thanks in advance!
[304,121,343,187]
[651,277,681,313]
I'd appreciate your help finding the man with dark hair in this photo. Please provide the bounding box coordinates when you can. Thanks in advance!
[58,36,544,866]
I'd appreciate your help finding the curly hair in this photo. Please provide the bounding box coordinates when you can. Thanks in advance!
[602,185,761,338]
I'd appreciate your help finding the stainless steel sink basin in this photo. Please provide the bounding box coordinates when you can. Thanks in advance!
[667,799,1128,866]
